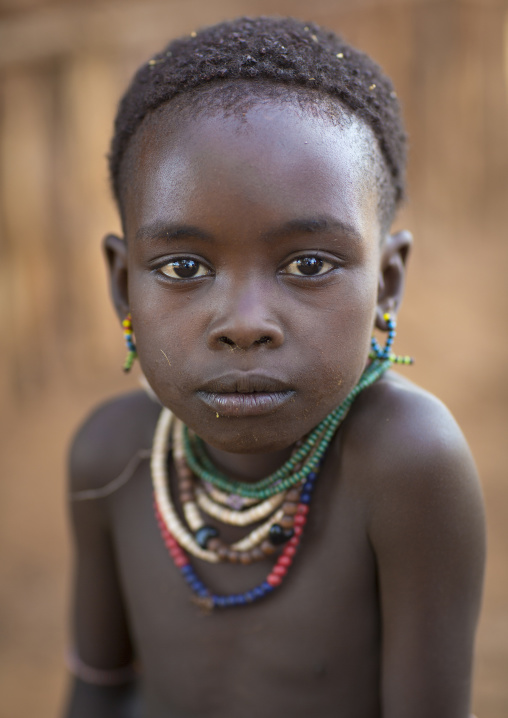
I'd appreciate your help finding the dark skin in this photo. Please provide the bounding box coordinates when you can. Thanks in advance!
[64,100,485,718]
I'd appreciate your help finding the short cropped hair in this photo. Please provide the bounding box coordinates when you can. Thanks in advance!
[110,16,406,229]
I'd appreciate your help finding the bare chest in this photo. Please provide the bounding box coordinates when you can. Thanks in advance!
[110,459,381,718]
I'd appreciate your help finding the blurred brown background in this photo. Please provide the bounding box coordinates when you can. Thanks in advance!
[0,0,507,716]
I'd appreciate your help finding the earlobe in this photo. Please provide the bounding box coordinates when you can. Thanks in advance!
[103,233,129,321]
[375,230,412,329]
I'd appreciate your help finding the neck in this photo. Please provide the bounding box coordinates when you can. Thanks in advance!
[203,443,294,482]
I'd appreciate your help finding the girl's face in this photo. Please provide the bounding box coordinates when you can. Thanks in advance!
[113,101,384,454]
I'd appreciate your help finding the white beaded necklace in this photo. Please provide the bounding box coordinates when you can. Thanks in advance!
[152,408,293,562]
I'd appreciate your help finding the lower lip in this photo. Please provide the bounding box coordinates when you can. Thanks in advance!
[197,391,295,417]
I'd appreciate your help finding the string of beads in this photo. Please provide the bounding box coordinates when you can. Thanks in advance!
[369,312,413,365]
[154,467,319,609]
[154,413,309,564]
[122,314,137,372]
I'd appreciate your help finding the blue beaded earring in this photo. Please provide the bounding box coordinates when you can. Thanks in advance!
[122,313,137,372]
[370,312,413,365]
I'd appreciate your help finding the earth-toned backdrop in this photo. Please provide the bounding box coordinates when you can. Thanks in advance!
[0,1,507,716]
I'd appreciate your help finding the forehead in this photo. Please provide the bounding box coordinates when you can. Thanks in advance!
[121,97,381,242]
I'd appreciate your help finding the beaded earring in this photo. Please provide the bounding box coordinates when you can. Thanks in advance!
[122,313,137,372]
[370,312,413,365]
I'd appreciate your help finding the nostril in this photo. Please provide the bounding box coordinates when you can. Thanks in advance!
[256,336,272,345]
[218,336,236,347]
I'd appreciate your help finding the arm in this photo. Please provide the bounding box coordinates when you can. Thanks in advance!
[64,495,140,718]
[367,392,486,718]
[65,679,139,718]
[63,399,148,718]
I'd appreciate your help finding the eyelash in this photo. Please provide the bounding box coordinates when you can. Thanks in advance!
[281,255,338,277]
[157,254,339,281]
[159,257,212,280]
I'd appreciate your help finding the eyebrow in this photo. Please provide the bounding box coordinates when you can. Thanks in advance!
[263,217,363,244]
[135,216,363,244]
[135,221,214,243]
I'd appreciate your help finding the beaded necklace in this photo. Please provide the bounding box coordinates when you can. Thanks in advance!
[153,414,309,564]
[151,359,391,609]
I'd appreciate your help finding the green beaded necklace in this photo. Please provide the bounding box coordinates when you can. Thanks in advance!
[183,359,391,500]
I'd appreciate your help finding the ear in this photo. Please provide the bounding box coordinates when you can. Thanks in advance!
[103,233,129,321]
[375,230,412,329]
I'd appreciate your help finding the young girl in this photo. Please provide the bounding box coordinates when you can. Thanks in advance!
[64,17,485,718]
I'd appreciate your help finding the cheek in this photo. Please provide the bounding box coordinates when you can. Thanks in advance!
[300,272,378,392]
[135,316,197,393]
[128,284,198,402]
[303,328,369,410]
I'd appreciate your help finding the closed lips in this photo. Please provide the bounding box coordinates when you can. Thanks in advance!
[196,375,294,416]
[198,373,293,394]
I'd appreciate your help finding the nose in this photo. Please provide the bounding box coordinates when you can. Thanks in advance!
[206,280,284,351]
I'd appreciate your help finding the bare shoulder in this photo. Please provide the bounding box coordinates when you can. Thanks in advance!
[340,370,485,539]
[69,389,161,494]
[340,374,486,716]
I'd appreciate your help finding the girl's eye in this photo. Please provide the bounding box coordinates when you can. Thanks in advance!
[282,256,336,277]
[159,258,211,280]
